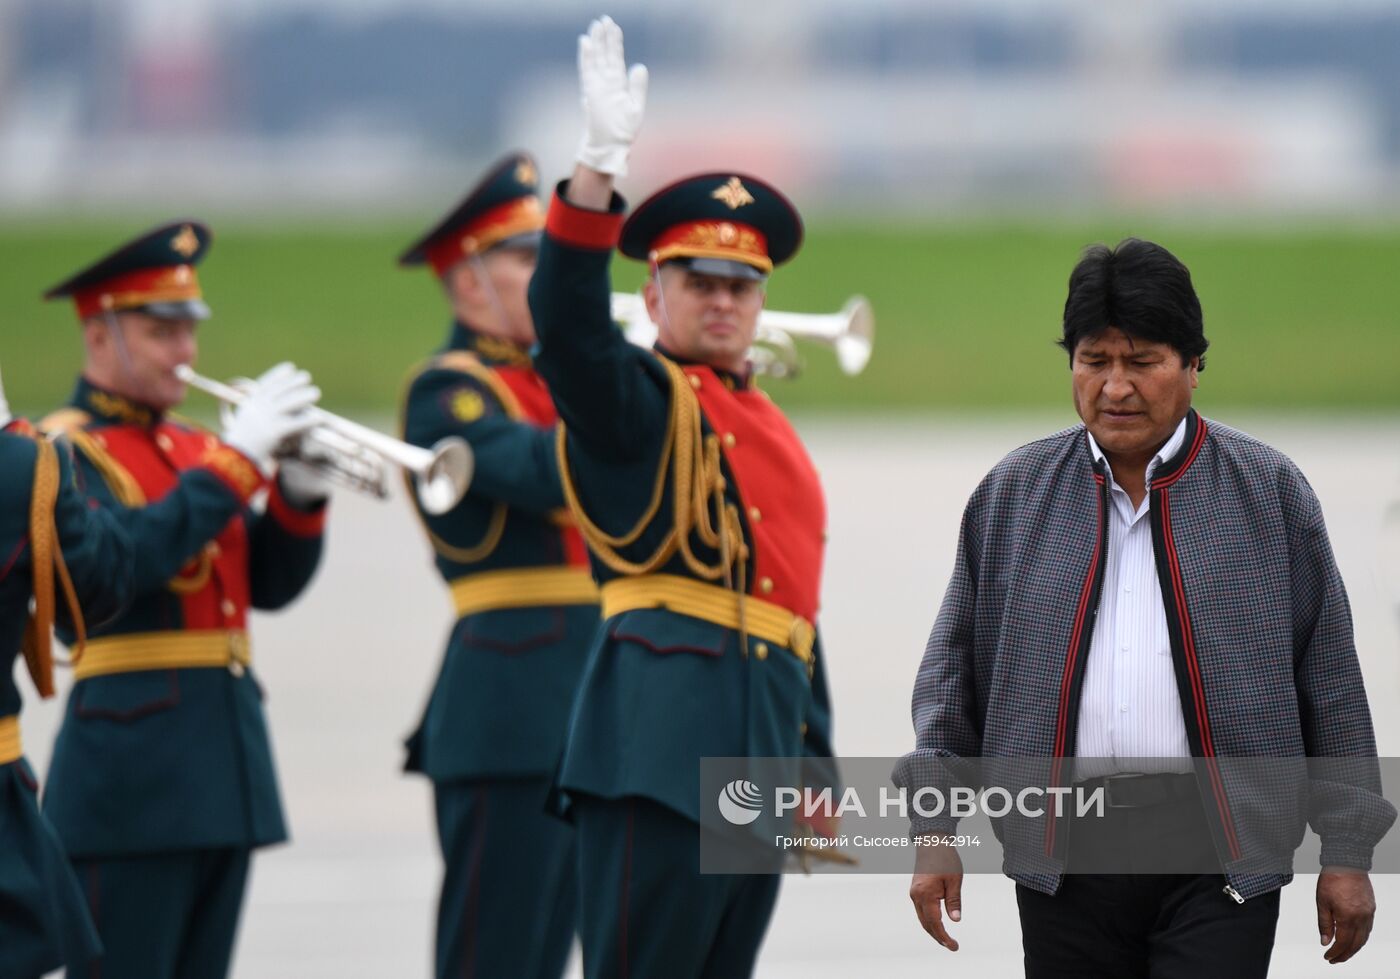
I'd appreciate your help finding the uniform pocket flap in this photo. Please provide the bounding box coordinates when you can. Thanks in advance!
[457,607,567,653]
[74,671,180,722]
[608,608,730,657]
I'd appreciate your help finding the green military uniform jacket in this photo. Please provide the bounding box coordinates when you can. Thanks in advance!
[41,378,327,859]
[401,323,599,782]
[528,187,836,829]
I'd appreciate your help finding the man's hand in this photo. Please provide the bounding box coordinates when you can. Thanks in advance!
[910,840,964,952]
[575,15,647,178]
[276,457,332,508]
[1317,868,1376,964]
[221,362,320,477]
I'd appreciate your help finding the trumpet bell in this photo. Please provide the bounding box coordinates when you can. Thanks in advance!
[835,296,874,376]
[416,436,474,515]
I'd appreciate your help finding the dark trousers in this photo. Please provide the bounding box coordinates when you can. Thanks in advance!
[73,848,250,979]
[1017,779,1280,979]
[433,777,577,979]
[573,795,781,979]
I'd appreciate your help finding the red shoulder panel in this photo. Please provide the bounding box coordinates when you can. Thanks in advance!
[98,421,251,632]
[686,366,826,621]
[490,365,589,567]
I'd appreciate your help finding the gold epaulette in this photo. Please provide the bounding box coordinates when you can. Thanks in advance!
[424,350,525,420]
[37,407,92,436]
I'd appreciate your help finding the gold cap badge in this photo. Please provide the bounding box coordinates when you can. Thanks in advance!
[514,159,538,187]
[711,177,755,210]
[170,224,200,258]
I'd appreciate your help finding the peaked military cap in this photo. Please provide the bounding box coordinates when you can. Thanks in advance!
[43,220,213,321]
[399,151,546,276]
[619,172,803,281]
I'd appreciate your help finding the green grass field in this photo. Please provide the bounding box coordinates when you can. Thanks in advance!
[3,220,1397,417]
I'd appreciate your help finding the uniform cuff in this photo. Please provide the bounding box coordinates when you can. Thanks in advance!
[545,182,626,250]
[199,445,267,504]
[267,480,327,538]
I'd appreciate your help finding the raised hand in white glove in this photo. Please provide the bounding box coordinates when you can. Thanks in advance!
[575,15,648,176]
[221,361,320,477]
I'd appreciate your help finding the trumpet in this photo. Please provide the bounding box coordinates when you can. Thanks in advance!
[610,293,874,379]
[174,365,473,516]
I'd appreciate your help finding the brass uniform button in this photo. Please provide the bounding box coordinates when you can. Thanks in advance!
[156,432,174,452]
[759,577,774,595]
[754,642,769,661]
[228,660,246,678]
[688,374,702,390]
[748,506,762,523]
[800,722,809,736]
[205,542,221,558]
[220,599,237,618]
[722,432,737,449]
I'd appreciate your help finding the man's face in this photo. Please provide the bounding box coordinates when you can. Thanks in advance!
[453,246,538,345]
[85,311,198,410]
[644,265,765,374]
[1071,326,1198,463]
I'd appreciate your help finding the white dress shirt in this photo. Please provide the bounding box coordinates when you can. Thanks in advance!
[1075,416,1193,776]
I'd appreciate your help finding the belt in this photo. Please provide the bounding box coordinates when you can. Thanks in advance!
[600,574,815,665]
[74,630,251,681]
[0,715,20,766]
[1077,772,1199,810]
[449,567,600,618]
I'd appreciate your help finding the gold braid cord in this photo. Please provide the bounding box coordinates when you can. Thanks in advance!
[20,439,87,697]
[557,357,751,637]
[399,351,518,564]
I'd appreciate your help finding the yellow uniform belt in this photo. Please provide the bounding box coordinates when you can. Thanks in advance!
[73,630,251,681]
[600,574,815,664]
[0,715,21,766]
[449,566,600,618]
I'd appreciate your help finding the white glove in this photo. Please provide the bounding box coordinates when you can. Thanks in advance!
[221,362,320,477]
[276,457,332,507]
[575,16,648,176]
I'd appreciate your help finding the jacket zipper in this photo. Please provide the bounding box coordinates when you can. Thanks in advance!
[1153,484,1242,873]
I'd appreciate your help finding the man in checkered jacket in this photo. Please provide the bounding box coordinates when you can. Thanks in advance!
[896,238,1394,978]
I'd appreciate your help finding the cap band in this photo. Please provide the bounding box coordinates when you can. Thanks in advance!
[73,265,202,319]
[648,220,773,274]
[426,196,544,277]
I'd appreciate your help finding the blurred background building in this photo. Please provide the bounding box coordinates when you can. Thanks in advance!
[4,0,1400,217]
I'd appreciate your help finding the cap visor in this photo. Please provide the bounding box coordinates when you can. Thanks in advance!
[140,299,212,321]
[673,257,768,281]
[486,230,543,254]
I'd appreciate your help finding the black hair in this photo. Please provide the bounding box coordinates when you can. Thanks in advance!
[1059,238,1208,371]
